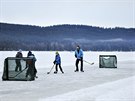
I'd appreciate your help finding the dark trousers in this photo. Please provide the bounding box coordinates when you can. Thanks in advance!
[55,64,63,72]
[76,59,83,71]
[15,61,22,71]
[26,62,37,79]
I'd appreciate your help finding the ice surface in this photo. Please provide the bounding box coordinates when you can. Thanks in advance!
[0,51,135,101]
[39,76,135,101]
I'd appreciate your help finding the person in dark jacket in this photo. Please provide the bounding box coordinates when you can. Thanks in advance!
[26,51,37,80]
[27,51,32,57]
[75,45,84,72]
[15,49,23,72]
[53,51,64,74]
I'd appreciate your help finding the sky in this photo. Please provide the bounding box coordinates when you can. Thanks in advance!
[0,0,135,28]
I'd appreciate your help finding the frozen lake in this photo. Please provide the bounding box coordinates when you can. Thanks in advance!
[0,51,135,101]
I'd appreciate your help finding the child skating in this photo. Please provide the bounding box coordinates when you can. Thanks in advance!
[53,51,64,74]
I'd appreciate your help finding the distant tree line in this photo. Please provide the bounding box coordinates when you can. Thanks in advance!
[0,22,135,51]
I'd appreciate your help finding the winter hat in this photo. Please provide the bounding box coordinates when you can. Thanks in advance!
[19,49,22,53]
[55,51,59,55]
[28,51,32,55]
[76,45,80,49]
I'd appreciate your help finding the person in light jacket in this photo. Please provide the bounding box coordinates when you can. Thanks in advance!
[75,45,84,72]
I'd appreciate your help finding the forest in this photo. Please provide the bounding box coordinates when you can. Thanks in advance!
[0,22,135,51]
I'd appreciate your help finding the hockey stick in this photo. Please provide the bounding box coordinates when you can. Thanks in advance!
[11,67,27,78]
[83,60,94,65]
[47,64,55,74]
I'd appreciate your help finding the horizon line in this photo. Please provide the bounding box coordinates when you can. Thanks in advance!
[0,21,134,29]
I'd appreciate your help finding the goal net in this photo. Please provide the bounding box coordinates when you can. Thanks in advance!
[99,55,117,68]
[2,57,36,81]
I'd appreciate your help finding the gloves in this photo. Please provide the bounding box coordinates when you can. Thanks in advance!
[81,57,83,60]
[75,54,77,58]
[53,61,56,64]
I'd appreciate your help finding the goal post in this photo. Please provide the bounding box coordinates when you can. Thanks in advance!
[99,55,117,68]
[2,57,36,81]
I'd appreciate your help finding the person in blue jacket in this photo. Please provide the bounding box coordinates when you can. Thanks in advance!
[75,45,84,72]
[53,51,64,74]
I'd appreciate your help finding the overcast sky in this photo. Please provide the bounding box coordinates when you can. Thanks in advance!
[0,0,135,28]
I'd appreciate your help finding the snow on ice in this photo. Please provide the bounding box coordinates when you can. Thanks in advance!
[0,51,135,101]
